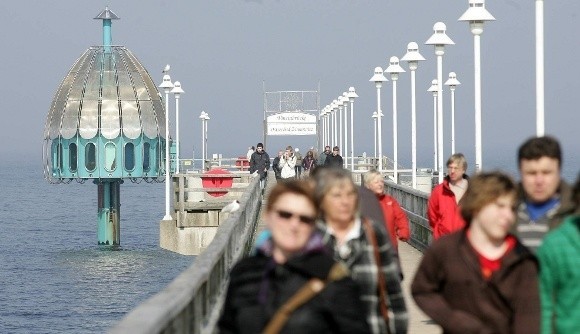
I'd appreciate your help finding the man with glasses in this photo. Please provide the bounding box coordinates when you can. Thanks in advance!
[324,146,344,168]
[427,153,468,239]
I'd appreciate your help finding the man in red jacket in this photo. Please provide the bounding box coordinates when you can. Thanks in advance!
[427,153,468,239]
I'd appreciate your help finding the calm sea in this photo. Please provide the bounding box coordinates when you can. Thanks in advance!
[0,159,193,333]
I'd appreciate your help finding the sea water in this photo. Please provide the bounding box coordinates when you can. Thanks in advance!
[0,159,193,333]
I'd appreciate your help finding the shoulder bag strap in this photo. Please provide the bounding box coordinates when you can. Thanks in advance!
[262,262,349,334]
[362,218,391,333]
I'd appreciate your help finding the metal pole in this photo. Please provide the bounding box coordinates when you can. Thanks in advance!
[433,94,438,172]
[163,90,172,220]
[350,100,354,172]
[474,34,483,171]
[436,50,444,184]
[410,69,417,189]
[344,103,348,169]
[373,114,377,160]
[450,87,456,155]
[377,85,383,172]
[392,80,398,184]
[536,0,545,136]
[175,95,180,174]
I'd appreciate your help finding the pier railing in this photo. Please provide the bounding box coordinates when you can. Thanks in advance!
[383,180,432,252]
[109,176,263,334]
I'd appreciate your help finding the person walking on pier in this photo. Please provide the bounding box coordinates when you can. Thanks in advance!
[412,172,540,334]
[249,143,270,189]
[302,150,317,177]
[364,170,410,250]
[279,146,297,180]
[312,167,408,334]
[537,173,580,334]
[324,146,343,168]
[317,145,331,166]
[514,136,575,252]
[272,150,283,181]
[427,153,468,239]
[218,180,370,334]
[294,148,303,178]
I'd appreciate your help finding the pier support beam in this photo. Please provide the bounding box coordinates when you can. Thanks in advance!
[96,179,122,245]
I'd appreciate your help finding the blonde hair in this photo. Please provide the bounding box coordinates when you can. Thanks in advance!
[364,170,382,187]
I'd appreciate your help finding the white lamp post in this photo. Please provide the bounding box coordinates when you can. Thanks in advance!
[199,111,210,170]
[459,0,495,171]
[385,56,406,184]
[444,72,461,155]
[401,42,426,189]
[170,81,184,174]
[341,93,349,168]
[332,100,339,147]
[428,79,439,172]
[426,22,455,184]
[372,111,378,160]
[337,96,344,157]
[347,87,358,172]
[370,67,388,172]
[536,0,544,136]
[159,73,174,221]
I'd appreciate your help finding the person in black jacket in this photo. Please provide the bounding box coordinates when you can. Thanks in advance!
[249,143,270,189]
[272,150,283,181]
[218,180,369,334]
[324,146,344,168]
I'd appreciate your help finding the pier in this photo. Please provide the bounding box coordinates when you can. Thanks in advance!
[110,169,439,334]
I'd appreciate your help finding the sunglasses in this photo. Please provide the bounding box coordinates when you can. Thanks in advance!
[275,209,316,225]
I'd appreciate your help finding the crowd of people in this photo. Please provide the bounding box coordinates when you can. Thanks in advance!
[229,135,579,333]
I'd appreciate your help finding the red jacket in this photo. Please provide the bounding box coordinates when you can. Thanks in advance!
[377,194,410,249]
[427,177,467,239]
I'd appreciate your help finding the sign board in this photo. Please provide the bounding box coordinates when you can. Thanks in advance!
[267,123,317,136]
[266,112,317,136]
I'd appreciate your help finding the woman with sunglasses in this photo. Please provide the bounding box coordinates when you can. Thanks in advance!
[218,180,369,334]
[312,167,408,334]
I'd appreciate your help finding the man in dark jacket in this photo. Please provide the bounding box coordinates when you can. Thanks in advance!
[324,146,343,168]
[249,143,270,189]
[272,150,283,181]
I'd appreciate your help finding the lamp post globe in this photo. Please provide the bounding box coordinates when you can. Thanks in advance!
[401,42,426,189]
[426,22,454,184]
[459,0,495,171]
[369,67,388,172]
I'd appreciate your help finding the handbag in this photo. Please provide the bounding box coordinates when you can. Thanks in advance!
[262,262,349,334]
[362,217,392,334]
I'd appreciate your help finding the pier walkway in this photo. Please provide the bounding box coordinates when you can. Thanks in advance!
[110,172,438,334]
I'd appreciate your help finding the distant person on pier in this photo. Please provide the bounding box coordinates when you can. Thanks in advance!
[537,173,580,334]
[312,167,408,334]
[249,143,270,189]
[412,172,540,334]
[246,146,254,166]
[514,136,575,252]
[427,153,468,239]
[317,145,331,166]
[218,180,370,334]
[279,145,297,180]
[302,150,317,177]
[364,170,410,250]
[294,147,303,178]
[324,146,344,168]
[272,150,283,181]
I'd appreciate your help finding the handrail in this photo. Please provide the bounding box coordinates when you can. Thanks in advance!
[383,180,433,252]
[109,176,263,334]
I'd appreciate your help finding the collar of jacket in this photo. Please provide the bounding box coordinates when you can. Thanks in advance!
[456,230,538,281]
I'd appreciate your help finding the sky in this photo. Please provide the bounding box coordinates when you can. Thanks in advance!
[1,1,578,180]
